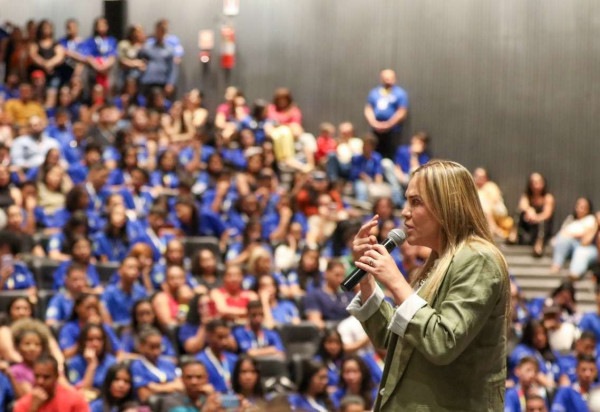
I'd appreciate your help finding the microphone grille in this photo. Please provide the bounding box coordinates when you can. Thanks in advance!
[389,229,407,246]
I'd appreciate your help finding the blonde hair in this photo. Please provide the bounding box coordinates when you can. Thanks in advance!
[411,160,508,304]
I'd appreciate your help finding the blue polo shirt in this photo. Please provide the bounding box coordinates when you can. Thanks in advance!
[131,357,178,394]
[101,283,148,325]
[367,85,409,124]
[67,353,117,389]
[178,323,199,351]
[81,35,117,58]
[132,229,175,262]
[393,144,430,174]
[45,292,75,324]
[53,261,100,290]
[195,349,237,394]
[303,289,353,321]
[551,385,589,412]
[2,261,35,290]
[59,321,122,353]
[0,373,14,411]
[232,326,284,354]
[271,300,300,325]
[579,312,600,343]
[349,152,383,181]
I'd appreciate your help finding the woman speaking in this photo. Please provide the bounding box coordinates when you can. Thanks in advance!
[347,160,510,411]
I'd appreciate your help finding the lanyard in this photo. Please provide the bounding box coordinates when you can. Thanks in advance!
[248,328,266,349]
[146,228,165,254]
[140,357,167,383]
[206,348,231,391]
[306,396,328,412]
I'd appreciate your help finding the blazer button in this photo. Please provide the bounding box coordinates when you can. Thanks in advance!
[379,388,385,396]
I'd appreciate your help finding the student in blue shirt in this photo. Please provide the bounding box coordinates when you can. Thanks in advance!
[254,274,301,327]
[92,204,137,263]
[81,17,117,89]
[124,167,155,220]
[120,298,176,358]
[47,210,90,261]
[0,230,36,296]
[150,150,180,190]
[332,355,377,411]
[52,236,101,293]
[149,238,198,291]
[0,372,14,412]
[196,319,238,394]
[288,359,335,412]
[232,301,284,358]
[58,293,122,359]
[130,326,181,403]
[132,205,174,262]
[101,256,147,327]
[349,134,384,203]
[557,331,597,385]
[106,145,138,187]
[315,329,345,392]
[552,355,597,412]
[67,143,102,185]
[66,323,117,390]
[45,263,88,327]
[231,356,265,409]
[579,287,600,350]
[505,356,548,412]
[88,362,136,412]
[303,259,354,329]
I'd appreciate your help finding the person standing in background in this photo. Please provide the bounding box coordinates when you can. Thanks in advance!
[364,69,408,159]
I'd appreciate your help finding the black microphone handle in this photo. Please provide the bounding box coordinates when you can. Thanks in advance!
[340,237,399,292]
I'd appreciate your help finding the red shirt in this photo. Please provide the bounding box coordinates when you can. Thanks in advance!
[14,384,90,412]
[315,135,337,162]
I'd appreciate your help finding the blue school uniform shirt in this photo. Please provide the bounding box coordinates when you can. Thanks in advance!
[579,312,600,343]
[331,387,378,410]
[367,85,409,126]
[232,326,284,354]
[557,353,578,384]
[393,144,430,174]
[81,35,117,58]
[59,321,122,353]
[314,355,341,388]
[120,329,175,357]
[45,292,74,324]
[238,116,272,145]
[288,393,331,412]
[271,300,300,325]
[34,207,71,230]
[504,386,524,412]
[361,351,384,386]
[177,323,199,350]
[131,357,178,394]
[195,348,237,393]
[62,139,85,165]
[53,261,100,290]
[67,163,89,185]
[132,229,175,262]
[101,283,148,325]
[303,289,353,321]
[46,124,74,147]
[150,263,197,291]
[220,148,246,170]
[67,353,117,389]
[150,170,179,189]
[349,152,383,181]
[509,343,561,383]
[551,385,590,412]
[0,372,14,411]
[2,261,35,290]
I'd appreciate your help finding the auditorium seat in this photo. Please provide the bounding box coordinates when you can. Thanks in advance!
[182,236,221,261]
[276,322,322,360]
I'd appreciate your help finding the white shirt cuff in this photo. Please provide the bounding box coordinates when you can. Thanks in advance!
[388,292,427,337]
[346,285,386,322]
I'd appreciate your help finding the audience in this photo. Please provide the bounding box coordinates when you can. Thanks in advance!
[1,14,600,412]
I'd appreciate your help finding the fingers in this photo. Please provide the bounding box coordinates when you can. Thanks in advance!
[356,215,379,237]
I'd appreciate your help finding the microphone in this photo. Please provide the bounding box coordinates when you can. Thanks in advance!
[340,229,406,292]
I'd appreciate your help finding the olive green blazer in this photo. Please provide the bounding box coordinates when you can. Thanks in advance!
[358,242,509,411]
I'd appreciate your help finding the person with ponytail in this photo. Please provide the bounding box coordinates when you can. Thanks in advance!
[347,159,510,411]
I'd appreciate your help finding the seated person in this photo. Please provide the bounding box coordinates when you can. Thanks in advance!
[151,265,193,328]
[52,236,101,293]
[196,319,238,394]
[13,355,89,412]
[556,331,596,384]
[130,326,182,403]
[232,300,284,359]
[160,359,222,412]
[88,363,136,412]
[58,294,122,359]
[381,131,430,208]
[578,287,600,349]
[66,323,117,394]
[45,263,88,327]
[505,356,548,412]
[473,167,513,240]
[120,299,176,358]
[550,197,598,281]
[131,205,175,262]
[101,256,147,327]
[349,134,384,203]
[0,230,37,302]
[303,259,354,329]
[551,355,597,412]
[208,265,257,324]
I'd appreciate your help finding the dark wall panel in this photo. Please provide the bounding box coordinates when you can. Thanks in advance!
[3,0,600,223]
